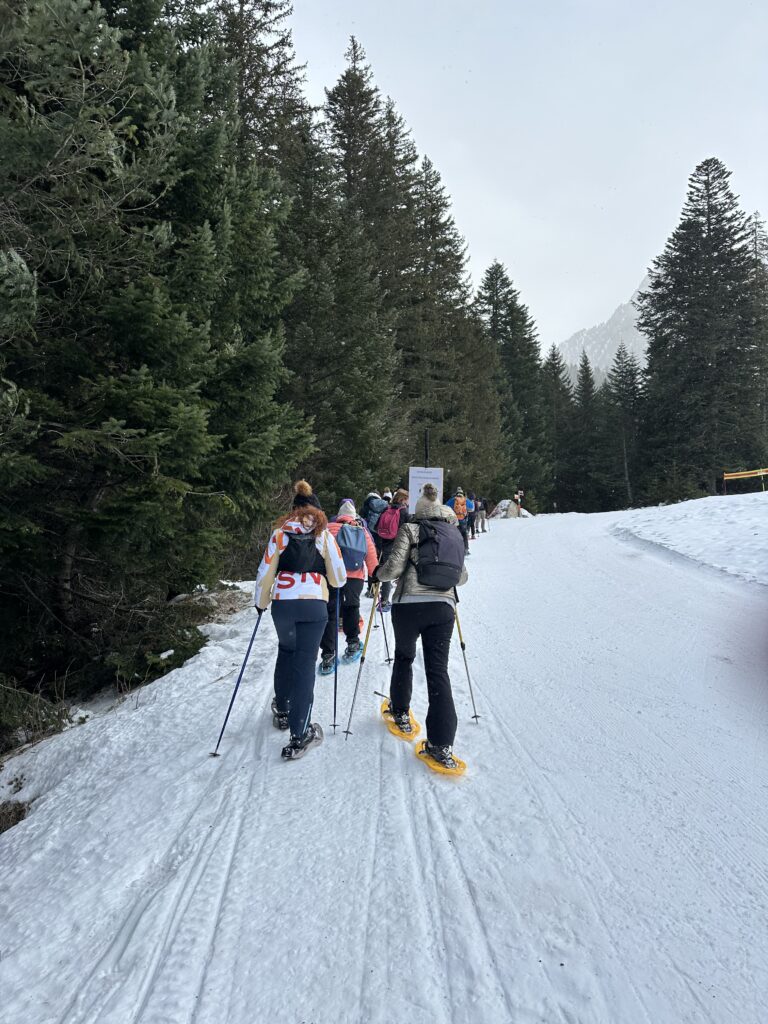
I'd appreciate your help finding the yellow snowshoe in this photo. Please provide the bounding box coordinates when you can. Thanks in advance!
[380,701,421,742]
[416,740,467,776]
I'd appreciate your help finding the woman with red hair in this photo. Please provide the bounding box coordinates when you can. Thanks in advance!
[254,481,347,759]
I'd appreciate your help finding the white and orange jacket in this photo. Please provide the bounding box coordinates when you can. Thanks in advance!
[254,519,347,609]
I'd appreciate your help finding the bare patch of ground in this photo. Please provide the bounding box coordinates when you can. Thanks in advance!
[0,800,29,834]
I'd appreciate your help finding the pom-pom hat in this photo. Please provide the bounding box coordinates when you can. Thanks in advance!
[292,479,322,510]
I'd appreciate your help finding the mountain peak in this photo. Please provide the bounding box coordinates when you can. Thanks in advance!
[558,276,649,370]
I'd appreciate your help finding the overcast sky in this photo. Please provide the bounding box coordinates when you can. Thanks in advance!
[290,0,767,349]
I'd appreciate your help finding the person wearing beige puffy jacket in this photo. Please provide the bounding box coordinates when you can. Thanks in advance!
[376,483,468,769]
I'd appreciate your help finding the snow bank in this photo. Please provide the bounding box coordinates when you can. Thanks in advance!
[615,492,768,586]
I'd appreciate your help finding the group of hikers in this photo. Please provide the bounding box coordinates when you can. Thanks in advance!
[253,480,494,769]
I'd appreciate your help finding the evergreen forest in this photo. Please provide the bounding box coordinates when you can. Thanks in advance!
[2,0,767,722]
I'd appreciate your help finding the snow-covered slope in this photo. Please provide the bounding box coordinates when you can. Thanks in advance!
[559,276,649,369]
[2,500,767,1024]
[616,492,768,586]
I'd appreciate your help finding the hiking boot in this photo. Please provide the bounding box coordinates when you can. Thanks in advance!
[281,723,324,760]
[318,654,335,676]
[423,740,459,770]
[271,698,289,731]
[389,705,413,734]
[342,639,362,662]
[380,601,392,613]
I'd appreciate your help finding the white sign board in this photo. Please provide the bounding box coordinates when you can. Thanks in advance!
[407,467,444,515]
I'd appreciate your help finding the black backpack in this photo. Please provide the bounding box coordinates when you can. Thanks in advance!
[413,519,465,590]
[278,533,326,574]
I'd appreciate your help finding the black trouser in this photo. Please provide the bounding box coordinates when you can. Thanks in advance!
[468,513,477,539]
[321,578,364,657]
[378,538,395,604]
[271,600,328,737]
[390,602,457,747]
[458,520,470,552]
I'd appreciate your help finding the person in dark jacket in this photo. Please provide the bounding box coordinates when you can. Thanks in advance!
[476,497,488,533]
[374,488,410,612]
[361,490,388,595]
[376,483,468,769]
[467,492,478,539]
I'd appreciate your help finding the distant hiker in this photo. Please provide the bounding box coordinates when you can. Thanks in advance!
[375,488,410,612]
[254,481,347,760]
[467,492,477,540]
[476,497,488,533]
[505,492,521,518]
[445,487,470,554]
[319,499,378,672]
[377,483,468,770]
[361,490,389,593]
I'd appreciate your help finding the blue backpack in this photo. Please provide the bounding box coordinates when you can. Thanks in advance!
[336,524,368,571]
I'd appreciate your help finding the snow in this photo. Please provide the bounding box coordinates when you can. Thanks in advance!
[2,496,768,1023]
[615,492,768,586]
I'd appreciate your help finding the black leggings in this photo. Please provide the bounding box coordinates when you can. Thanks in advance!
[390,602,457,747]
[321,578,364,657]
[271,600,328,736]
[458,520,470,552]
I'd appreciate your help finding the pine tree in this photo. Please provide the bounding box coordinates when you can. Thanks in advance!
[408,156,480,481]
[565,351,602,510]
[158,0,313,523]
[541,345,574,510]
[746,213,768,467]
[602,341,643,506]
[215,0,305,165]
[324,37,386,216]
[277,107,402,503]
[637,158,762,498]
[475,260,549,502]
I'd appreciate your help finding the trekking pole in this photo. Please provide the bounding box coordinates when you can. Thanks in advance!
[331,588,340,733]
[378,597,392,664]
[344,582,380,739]
[453,591,480,723]
[210,610,263,756]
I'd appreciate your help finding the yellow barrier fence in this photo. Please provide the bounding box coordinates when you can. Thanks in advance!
[722,468,768,493]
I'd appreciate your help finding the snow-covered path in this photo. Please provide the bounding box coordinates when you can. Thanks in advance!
[3,505,768,1024]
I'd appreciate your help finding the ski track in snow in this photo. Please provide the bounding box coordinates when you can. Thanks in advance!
[2,501,768,1024]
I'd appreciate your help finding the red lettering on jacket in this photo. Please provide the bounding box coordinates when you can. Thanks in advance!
[277,572,296,589]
